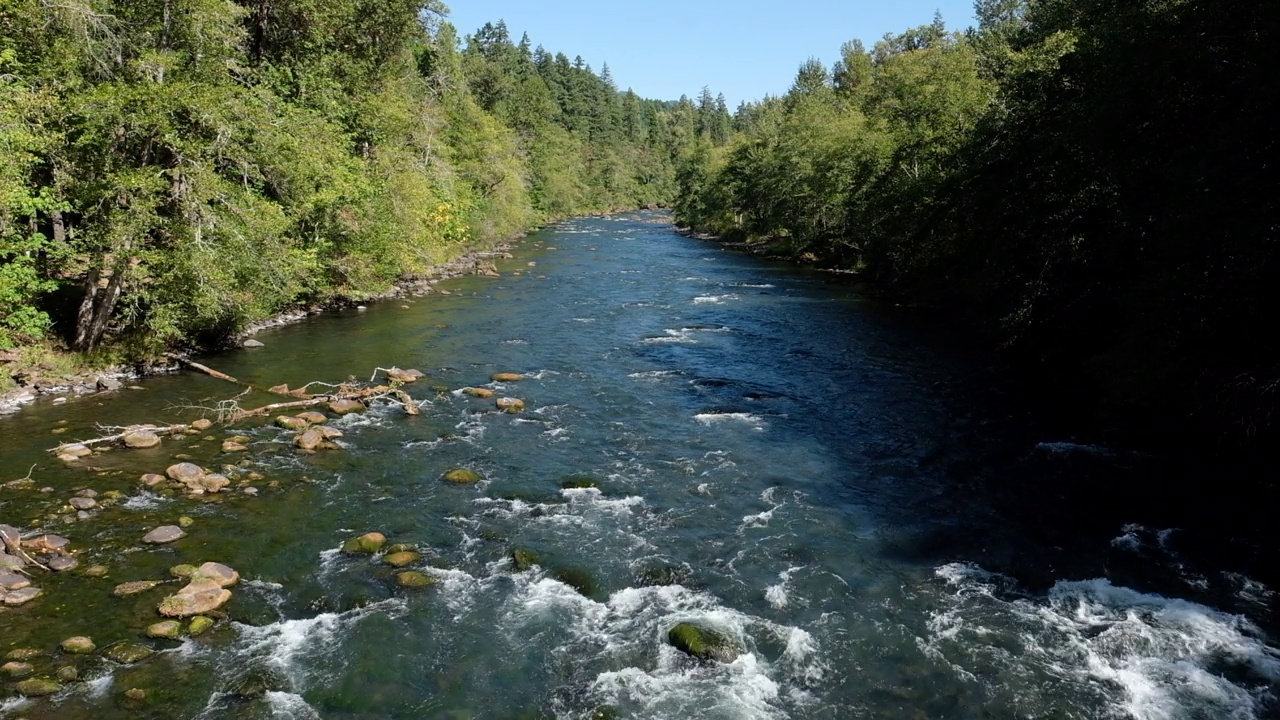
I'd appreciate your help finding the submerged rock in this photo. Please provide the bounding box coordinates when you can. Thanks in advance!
[4,649,43,661]
[383,551,420,568]
[221,440,249,453]
[16,677,62,696]
[145,620,182,639]
[667,623,739,663]
[342,532,386,555]
[462,387,495,399]
[4,587,42,606]
[511,548,540,571]
[496,397,526,413]
[296,411,327,425]
[103,643,153,664]
[552,567,598,598]
[158,579,232,617]
[56,666,78,682]
[122,430,162,449]
[396,571,436,588]
[442,468,484,485]
[2,661,33,678]
[60,636,95,654]
[169,564,197,579]
[113,580,162,597]
[188,616,215,636]
[491,373,523,382]
[328,398,365,415]
[560,475,599,490]
[142,526,185,544]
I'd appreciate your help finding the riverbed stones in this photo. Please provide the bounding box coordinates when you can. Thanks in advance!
[243,339,265,348]
[56,666,78,682]
[200,474,230,493]
[188,616,215,636]
[69,496,97,511]
[462,387,495,398]
[140,473,167,487]
[511,548,540,571]
[59,444,93,459]
[0,569,29,590]
[296,411,327,424]
[142,526,186,544]
[395,571,436,588]
[166,462,205,483]
[442,468,483,485]
[316,426,344,439]
[2,661,33,678]
[114,580,161,597]
[383,551,420,568]
[491,373,522,382]
[103,643,153,664]
[221,440,249,453]
[16,677,62,696]
[170,564,197,579]
[667,623,739,663]
[192,419,213,431]
[294,428,324,451]
[496,397,526,413]
[328,398,365,415]
[192,562,239,587]
[275,415,310,430]
[24,534,69,552]
[122,429,162,449]
[4,587,41,605]
[146,620,182,639]
[386,368,423,383]
[47,555,78,572]
[60,636,95,654]
[342,532,386,554]
[84,565,109,577]
[158,578,232,617]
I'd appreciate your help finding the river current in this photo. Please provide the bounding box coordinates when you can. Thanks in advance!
[1,214,1278,719]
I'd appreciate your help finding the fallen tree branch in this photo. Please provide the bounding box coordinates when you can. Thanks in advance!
[2,533,50,573]
[165,353,241,385]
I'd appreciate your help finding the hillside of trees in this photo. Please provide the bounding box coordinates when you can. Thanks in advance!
[675,0,1279,436]
[0,2,730,360]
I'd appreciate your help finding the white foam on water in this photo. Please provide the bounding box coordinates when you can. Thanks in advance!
[573,317,597,323]
[0,698,30,714]
[1036,441,1115,456]
[629,370,682,380]
[695,413,765,430]
[927,562,1280,720]
[501,339,529,345]
[264,691,323,719]
[736,283,776,288]
[121,490,170,510]
[765,567,805,610]
[1226,572,1275,608]
[84,673,114,698]
[694,294,739,305]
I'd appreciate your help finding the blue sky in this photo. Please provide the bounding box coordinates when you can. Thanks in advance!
[444,1,978,106]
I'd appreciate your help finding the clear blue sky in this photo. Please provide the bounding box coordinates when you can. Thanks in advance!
[444,1,978,106]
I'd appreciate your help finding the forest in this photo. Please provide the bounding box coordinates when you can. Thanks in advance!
[0,1,730,358]
[675,0,1279,436]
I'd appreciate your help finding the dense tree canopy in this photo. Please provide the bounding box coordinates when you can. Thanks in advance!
[0,2,695,356]
[676,0,1279,434]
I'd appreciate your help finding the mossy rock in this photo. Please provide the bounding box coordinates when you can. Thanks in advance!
[169,564,198,579]
[188,616,215,637]
[551,567,598,598]
[16,677,62,697]
[275,416,310,430]
[5,648,43,661]
[60,636,96,654]
[396,571,437,588]
[560,475,599,490]
[510,548,541,572]
[122,687,148,709]
[386,543,416,554]
[667,623,739,663]
[179,516,195,528]
[145,621,182,639]
[104,643,154,664]
[383,551,421,568]
[2,661,34,678]
[56,666,79,682]
[113,580,162,597]
[342,532,387,554]
[442,468,484,485]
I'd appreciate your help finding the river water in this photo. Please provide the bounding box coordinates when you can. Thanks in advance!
[2,214,1278,719]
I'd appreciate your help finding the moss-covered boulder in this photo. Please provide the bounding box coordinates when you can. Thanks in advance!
[56,666,78,682]
[275,415,310,430]
[396,571,437,588]
[113,580,162,597]
[296,411,328,425]
[169,564,197,579]
[667,623,739,663]
[192,562,239,588]
[342,532,386,554]
[383,551,420,568]
[2,661,33,678]
[6,649,43,661]
[462,387,495,399]
[103,643,154,664]
[145,621,182,639]
[560,475,599,490]
[328,398,365,415]
[442,468,484,485]
[496,397,526,413]
[60,636,95,654]
[16,677,62,696]
[165,463,204,483]
[188,616,215,637]
[510,548,541,572]
[552,567,598,598]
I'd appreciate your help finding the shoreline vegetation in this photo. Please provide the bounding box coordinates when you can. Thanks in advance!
[673,1,1278,439]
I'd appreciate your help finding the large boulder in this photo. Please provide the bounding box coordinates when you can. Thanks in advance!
[342,532,386,555]
[103,643,153,664]
[328,398,365,415]
[158,579,232,617]
[122,430,162,449]
[16,677,62,696]
[166,463,204,483]
[142,526,186,544]
[667,623,740,663]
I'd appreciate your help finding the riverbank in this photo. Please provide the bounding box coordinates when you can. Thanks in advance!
[0,242,521,418]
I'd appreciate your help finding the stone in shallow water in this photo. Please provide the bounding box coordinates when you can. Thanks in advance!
[396,571,436,588]
[47,555,78,572]
[24,534,69,551]
[191,418,213,431]
[2,661,33,678]
[328,398,365,415]
[69,496,97,511]
[193,562,239,588]
[4,586,41,606]
[146,620,182,639]
[169,564,197,579]
[296,411,327,424]
[491,373,523,382]
[462,387,495,398]
[275,415,310,430]
[16,677,62,696]
[221,441,249,453]
[0,569,30,590]
[511,548,541,572]
[84,565,109,577]
[56,666,78,682]
[122,430,162,449]
[667,623,740,663]
[496,397,526,413]
[188,615,215,636]
[158,579,232,617]
[60,636,95,654]
[200,474,230,493]
[294,428,324,451]
[166,462,204,483]
[342,532,386,554]
[442,468,483,485]
[140,473,167,487]
[142,526,185,544]
[386,368,422,383]
[113,580,161,597]
[383,551,420,568]
[103,643,153,664]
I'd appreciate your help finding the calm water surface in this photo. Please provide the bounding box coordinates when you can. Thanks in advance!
[1,214,1278,719]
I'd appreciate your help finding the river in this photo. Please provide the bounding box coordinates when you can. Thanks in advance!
[1,213,1278,719]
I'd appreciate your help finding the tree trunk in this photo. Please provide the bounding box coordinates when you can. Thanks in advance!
[72,253,128,352]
